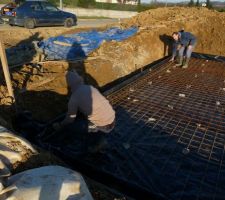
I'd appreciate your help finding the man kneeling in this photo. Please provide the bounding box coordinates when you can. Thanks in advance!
[53,71,115,152]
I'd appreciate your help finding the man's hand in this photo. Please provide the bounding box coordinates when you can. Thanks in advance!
[169,57,174,62]
[177,44,182,50]
[188,45,193,49]
[52,122,62,131]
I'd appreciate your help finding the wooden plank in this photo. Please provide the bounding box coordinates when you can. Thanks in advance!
[0,40,15,102]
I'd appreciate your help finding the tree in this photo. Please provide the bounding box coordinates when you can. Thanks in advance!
[195,0,200,7]
[117,0,127,3]
[77,0,95,8]
[206,0,212,8]
[188,0,194,7]
[137,0,141,5]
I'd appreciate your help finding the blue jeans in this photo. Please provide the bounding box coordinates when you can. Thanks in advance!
[52,117,113,141]
[178,45,195,59]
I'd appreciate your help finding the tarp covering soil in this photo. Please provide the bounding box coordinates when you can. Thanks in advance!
[36,27,138,60]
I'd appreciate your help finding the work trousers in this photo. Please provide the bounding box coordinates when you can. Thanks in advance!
[178,44,195,59]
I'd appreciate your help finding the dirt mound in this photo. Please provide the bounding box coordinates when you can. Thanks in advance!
[85,7,225,86]
[124,7,225,28]
[122,7,225,56]
[0,7,225,123]
[0,27,95,48]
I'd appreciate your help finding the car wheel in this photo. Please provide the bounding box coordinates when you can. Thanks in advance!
[24,18,35,29]
[64,18,74,28]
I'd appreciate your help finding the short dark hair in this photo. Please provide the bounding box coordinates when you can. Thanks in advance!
[172,32,179,36]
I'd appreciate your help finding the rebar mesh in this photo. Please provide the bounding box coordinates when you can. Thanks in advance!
[82,57,225,200]
[29,56,225,200]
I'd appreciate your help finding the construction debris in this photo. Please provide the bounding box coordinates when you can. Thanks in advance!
[148,117,157,122]
[168,105,174,110]
[216,101,221,106]
[129,88,135,92]
[133,99,139,102]
[186,85,192,89]
[182,148,190,155]
[179,93,186,98]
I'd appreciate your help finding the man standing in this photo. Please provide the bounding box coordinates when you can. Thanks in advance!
[170,31,197,68]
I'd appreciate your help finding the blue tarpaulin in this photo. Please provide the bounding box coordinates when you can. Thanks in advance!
[38,27,138,61]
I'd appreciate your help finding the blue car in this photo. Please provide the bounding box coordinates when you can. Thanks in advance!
[7,0,77,29]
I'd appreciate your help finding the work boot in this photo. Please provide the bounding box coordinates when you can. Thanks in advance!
[182,58,190,69]
[175,57,183,67]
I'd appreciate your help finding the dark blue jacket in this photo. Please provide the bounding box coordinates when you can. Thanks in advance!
[172,31,197,57]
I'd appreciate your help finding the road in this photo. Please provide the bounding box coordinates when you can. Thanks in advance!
[0,18,119,30]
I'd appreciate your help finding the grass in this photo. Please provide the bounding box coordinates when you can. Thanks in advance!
[0,0,11,4]
[217,8,225,12]
[0,0,160,12]
[48,0,154,12]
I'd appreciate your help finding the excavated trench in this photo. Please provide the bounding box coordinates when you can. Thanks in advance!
[13,53,225,200]
[1,7,225,199]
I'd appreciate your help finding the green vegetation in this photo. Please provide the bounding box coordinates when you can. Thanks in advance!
[94,2,157,12]
[0,0,26,5]
[0,0,154,12]
[195,0,200,7]
[206,0,213,8]
[3,0,223,13]
[217,8,225,12]
[77,0,95,7]
[188,0,194,7]
[0,0,12,4]
[47,0,155,12]
[188,0,214,9]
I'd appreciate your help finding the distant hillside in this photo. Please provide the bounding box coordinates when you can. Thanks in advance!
[143,0,225,7]
[212,1,225,7]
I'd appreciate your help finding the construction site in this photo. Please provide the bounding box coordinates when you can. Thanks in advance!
[1,5,225,200]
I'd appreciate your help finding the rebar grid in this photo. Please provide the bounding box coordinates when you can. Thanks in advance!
[68,58,225,200]
[84,58,225,199]
[113,60,225,153]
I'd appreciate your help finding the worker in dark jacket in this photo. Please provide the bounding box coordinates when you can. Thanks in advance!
[169,31,197,68]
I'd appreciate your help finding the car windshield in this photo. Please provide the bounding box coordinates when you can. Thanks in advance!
[41,2,58,12]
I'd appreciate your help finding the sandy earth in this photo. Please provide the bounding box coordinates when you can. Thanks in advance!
[0,7,225,199]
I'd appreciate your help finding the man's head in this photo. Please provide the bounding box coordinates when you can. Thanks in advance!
[172,32,179,41]
[66,70,84,92]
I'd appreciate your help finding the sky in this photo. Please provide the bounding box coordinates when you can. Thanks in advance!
[142,0,224,2]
